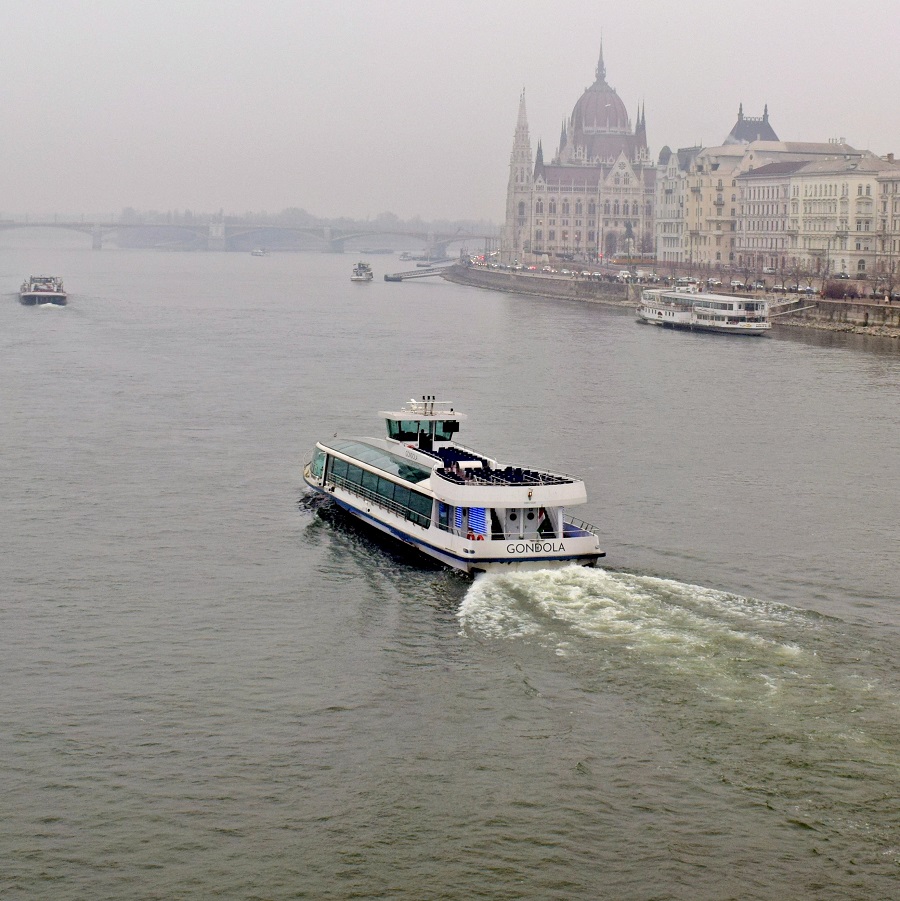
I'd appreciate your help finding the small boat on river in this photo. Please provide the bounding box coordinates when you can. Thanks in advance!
[637,287,770,335]
[20,276,67,306]
[351,262,373,282]
[303,397,604,574]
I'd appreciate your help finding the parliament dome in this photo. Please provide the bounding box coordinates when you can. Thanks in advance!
[571,51,630,135]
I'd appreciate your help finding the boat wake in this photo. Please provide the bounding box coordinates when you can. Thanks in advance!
[461,567,807,650]
[297,489,332,513]
[459,566,856,709]
[460,567,900,873]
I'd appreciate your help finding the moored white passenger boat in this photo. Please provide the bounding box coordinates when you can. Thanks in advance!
[20,275,67,306]
[303,397,604,574]
[638,288,770,335]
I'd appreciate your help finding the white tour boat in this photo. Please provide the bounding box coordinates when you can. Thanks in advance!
[351,261,374,282]
[303,397,604,574]
[637,287,770,335]
[250,248,269,257]
[20,275,67,306]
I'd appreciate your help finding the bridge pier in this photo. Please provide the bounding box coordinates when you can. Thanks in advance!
[321,226,343,253]
[92,225,102,250]
[207,223,226,252]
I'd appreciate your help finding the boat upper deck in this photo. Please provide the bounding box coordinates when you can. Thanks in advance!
[320,436,576,491]
[644,288,767,311]
[23,276,65,291]
[421,445,574,487]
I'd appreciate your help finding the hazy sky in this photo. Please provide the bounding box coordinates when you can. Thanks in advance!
[4,0,900,222]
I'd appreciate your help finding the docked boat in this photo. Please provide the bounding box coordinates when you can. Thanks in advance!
[351,261,373,282]
[250,248,269,256]
[637,287,770,335]
[302,397,604,574]
[20,276,67,306]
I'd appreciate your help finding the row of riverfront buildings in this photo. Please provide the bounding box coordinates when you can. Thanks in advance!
[501,44,900,283]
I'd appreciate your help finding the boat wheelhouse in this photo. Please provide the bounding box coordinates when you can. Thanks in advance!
[20,275,67,306]
[303,397,604,574]
[638,288,770,335]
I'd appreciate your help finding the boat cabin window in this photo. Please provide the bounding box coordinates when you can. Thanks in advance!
[386,419,459,442]
[311,450,326,479]
[386,419,423,441]
[433,420,459,441]
[325,455,431,528]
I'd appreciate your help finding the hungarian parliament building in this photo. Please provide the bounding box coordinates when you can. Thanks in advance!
[502,46,900,281]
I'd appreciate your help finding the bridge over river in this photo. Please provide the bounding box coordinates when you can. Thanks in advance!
[0,220,497,256]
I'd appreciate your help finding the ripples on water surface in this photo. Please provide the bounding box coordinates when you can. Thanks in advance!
[1,243,898,900]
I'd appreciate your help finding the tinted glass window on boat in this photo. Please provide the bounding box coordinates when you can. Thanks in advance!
[433,420,459,441]
[328,456,348,481]
[386,420,421,442]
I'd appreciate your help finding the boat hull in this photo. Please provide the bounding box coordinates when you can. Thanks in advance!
[303,476,603,575]
[637,308,692,328]
[20,292,67,306]
[637,313,769,335]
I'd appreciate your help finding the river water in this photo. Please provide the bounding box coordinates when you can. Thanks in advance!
[2,238,898,900]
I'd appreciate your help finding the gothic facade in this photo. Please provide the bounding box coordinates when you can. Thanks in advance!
[502,47,656,264]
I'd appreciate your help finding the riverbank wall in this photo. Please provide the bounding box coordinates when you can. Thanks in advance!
[771,296,900,338]
[442,265,900,338]
[440,265,631,307]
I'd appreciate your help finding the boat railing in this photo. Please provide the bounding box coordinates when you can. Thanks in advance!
[440,440,583,484]
[563,514,601,539]
[327,472,431,528]
[435,466,572,488]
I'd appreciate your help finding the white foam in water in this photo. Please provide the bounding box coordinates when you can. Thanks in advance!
[459,566,812,687]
